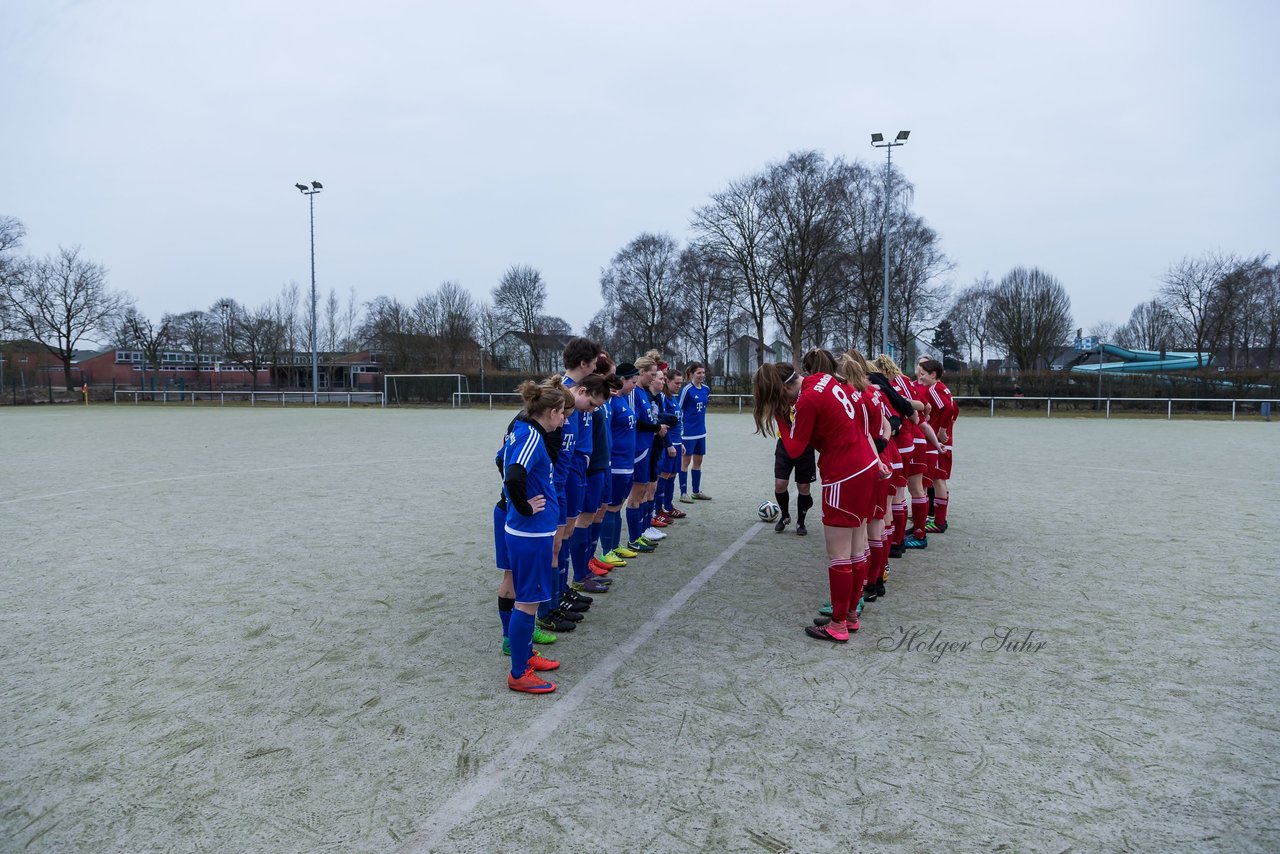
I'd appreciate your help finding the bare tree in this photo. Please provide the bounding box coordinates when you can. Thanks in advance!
[2,246,130,387]
[1115,299,1176,352]
[947,276,995,367]
[360,296,416,371]
[474,299,507,357]
[887,215,952,360]
[324,288,340,353]
[169,309,218,376]
[599,232,682,356]
[493,265,547,368]
[0,215,26,340]
[224,301,281,391]
[760,151,849,362]
[1158,252,1250,367]
[340,286,362,353]
[692,173,773,371]
[676,243,733,367]
[121,308,174,390]
[437,280,477,369]
[988,266,1073,371]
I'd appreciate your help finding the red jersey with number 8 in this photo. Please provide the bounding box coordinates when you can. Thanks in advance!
[779,373,878,482]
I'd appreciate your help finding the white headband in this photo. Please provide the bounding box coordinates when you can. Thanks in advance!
[785,371,798,385]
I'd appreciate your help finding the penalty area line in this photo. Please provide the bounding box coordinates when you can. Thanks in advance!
[396,521,766,853]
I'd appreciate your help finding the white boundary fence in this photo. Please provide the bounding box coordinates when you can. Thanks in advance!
[451,391,1276,421]
[114,390,385,407]
[954,395,1277,421]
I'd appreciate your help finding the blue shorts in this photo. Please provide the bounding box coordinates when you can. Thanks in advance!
[564,457,588,519]
[584,469,607,514]
[684,437,707,456]
[505,531,553,604]
[631,450,651,485]
[660,445,683,475]
[609,471,633,505]
[556,482,568,526]
[493,503,509,570]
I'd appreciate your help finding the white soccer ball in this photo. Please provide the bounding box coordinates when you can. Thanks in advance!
[757,500,781,523]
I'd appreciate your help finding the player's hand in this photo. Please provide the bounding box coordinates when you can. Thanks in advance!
[658,424,669,436]
[938,428,948,443]
[878,462,892,480]
[667,447,676,458]
[529,494,546,513]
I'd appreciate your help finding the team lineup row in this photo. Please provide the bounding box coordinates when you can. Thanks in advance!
[752,348,958,642]
[493,339,712,694]
[490,336,957,692]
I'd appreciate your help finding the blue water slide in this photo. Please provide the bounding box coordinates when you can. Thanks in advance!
[1071,344,1213,374]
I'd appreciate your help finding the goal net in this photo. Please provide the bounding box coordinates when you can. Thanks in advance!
[383,374,468,405]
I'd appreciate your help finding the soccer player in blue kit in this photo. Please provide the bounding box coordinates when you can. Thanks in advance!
[678,362,712,502]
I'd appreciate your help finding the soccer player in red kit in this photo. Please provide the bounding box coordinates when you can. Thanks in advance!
[917,357,958,533]
[754,349,891,643]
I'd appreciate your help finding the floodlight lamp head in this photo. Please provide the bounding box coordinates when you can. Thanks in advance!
[311,181,323,190]
[871,133,884,143]
[896,130,910,141]
[295,183,308,192]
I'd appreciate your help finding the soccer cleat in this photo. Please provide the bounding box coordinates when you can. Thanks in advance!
[532,626,557,645]
[903,535,928,549]
[579,577,609,593]
[856,596,864,616]
[537,614,576,633]
[549,607,583,623]
[612,546,639,559]
[888,543,905,559]
[774,515,790,533]
[600,551,627,567]
[508,667,556,694]
[679,493,695,504]
[667,507,687,519]
[805,622,849,643]
[526,649,560,671]
[925,520,948,534]
[563,587,594,605]
[558,598,589,613]
[653,512,671,525]
[872,580,886,598]
[796,521,807,536]
[588,557,615,574]
[818,602,833,617]
[692,492,713,500]
[628,539,656,552]
[650,517,669,529]
[502,636,510,655]
[863,585,878,603]
[643,527,667,541]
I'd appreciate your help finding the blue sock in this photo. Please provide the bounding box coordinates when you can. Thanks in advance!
[626,506,643,544]
[589,521,601,558]
[570,527,590,582]
[509,609,534,677]
[499,597,514,638]
[661,478,674,510]
[538,598,553,619]
[692,469,702,494]
[605,510,621,552]
[644,500,654,528]
[678,470,688,495]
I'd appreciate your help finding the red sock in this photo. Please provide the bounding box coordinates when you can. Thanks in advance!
[868,540,883,585]
[934,497,949,526]
[894,504,908,545]
[828,558,854,622]
[880,531,891,575]
[851,553,870,606]
[911,497,929,537]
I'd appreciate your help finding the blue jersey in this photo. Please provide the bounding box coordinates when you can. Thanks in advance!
[502,419,558,537]
[609,394,636,473]
[562,376,593,459]
[553,410,580,485]
[631,387,658,463]
[665,393,683,446]
[588,402,610,473]
[679,382,709,439]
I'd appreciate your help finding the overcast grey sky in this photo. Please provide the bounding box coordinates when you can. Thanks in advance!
[2,0,1276,342]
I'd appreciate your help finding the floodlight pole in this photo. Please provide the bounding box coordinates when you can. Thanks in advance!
[1098,337,1104,400]
[872,131,909,358]
[296,181,323,404]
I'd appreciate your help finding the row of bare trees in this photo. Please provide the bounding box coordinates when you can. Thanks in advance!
[589,150,952,372]
[943,251,1277,372]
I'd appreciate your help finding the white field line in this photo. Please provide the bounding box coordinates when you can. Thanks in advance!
[397,522,766,853]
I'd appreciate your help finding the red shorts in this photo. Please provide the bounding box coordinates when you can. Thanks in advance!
[890,443,908,489]
[821,467,878,528]
[932,448,953,481]
[908,440,930,477]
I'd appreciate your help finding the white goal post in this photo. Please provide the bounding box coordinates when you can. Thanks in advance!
[383,373,469,405]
